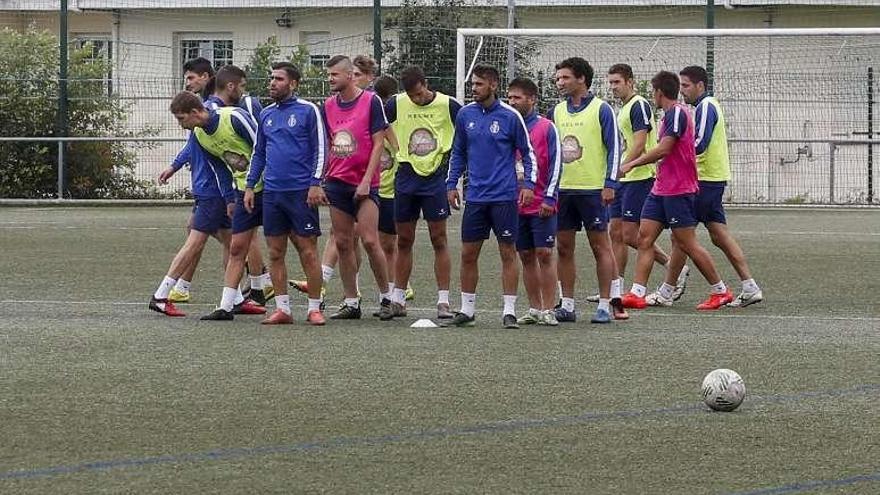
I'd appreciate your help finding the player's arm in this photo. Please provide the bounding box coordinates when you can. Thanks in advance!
[541,122,562,215]
[356,94,389,199]
[230,110,257,147]
[446,112,468,210]
[160,134,194,183]
[694,99,718,156]
[598,102,621,204]
[307,105,329,207]
[620,106,686,176]
[625,99,653,163]
[244,114,268,212]
[510,111,536,207]
[383,97,399,152]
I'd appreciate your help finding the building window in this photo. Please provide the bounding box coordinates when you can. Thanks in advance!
[72,34,113,96]
[178,34,234,72]
[302,31,330,68]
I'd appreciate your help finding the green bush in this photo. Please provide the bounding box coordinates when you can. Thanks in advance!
[0,26,150,198]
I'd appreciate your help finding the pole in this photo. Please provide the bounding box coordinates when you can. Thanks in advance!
[705,0,715,92]
[57,0,69,199]
[373,0,382,71]
[868,66,874,203]
[506,0,516,83]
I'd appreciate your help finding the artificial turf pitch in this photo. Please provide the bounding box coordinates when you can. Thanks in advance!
[0,206,877,494]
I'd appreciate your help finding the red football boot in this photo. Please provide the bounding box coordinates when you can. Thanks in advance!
[621,292,647,310]
[261,309,293,325]
[149,297,186,317]
[696,290,734,310]
[234,299,267,315]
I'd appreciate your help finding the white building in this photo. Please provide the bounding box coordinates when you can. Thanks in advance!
[2,1,878,202]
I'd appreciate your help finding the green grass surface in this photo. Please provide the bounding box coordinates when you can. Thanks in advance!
[0,207,878,494]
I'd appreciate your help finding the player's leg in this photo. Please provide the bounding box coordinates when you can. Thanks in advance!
[201,227,264,320]
[289,191,325,325]
[489,201,521,329]
[516,215,542,325]
[584,195,623,323]
[442,202,489,328]
[623,192,668,309]
[329,207,360,316]
[705,221,762,307]
[149,228,211,316]
[422,189,452,317]
[376,196,399,318]
[354,196,391,315]
[609,186,627,284]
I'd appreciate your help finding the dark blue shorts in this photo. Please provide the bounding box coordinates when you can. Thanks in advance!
[394,189,450,224]
[695,181,727,225]
[191,196,231,234]
[640,193,698,229]
[610,179,654,223]
[378,197,396,235]
[461,201,518,244]
[557,193,608,232]
[324,179,379,219]
[232,190,263,234]
[262,190,321,237]
[516,214,558,251]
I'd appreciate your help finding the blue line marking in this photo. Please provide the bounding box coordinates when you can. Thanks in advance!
[1,384,877,482]
[725,471,880,495]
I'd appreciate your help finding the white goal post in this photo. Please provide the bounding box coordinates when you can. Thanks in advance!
[455,27,880,205]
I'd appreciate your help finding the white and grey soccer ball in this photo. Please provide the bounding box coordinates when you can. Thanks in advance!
[701,369,746,412]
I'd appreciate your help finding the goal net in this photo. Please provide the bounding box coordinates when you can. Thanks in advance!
[457,28,880,205]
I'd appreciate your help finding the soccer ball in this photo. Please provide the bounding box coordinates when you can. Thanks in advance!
[701,369,746,412]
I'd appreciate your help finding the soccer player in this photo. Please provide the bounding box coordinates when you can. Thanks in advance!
[159,92,267,320]
[507,77,562,326]
[383,65,460,320]
[618,71,732,311]
[321,55,392,320]
[244,62,327,325]
[353,55,378,90]
[653,65,761,308]
[549,57,624,324]
[444,64,536,328]
[165,57,217,304]
[150,95,236,317]
[606,64,689,307]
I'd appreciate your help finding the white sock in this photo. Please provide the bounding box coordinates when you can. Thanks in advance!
[380,291,391,302]
[610,278,622,299]
[388,283,395,295]
[659,283,675,300]
[220,287,237,312]
[234,288,245,305]
[276,294,291,315]
[557,281,563,299]
[355,273,361,294]
[598,298,610,313]
[461,292,476,317]
[742,278,760,293]
[392,288,406,305]
[711,281,728,294]
[631,283,647,297]
[260,272,271,287]
[437,290,450,305]
[321,264,334,283]
[308,298,321,312]
[503,295,517,316]
[249,275,264,291]
[529,307,541,316]
[173,279,191,294]
[154,276,176,300]
[561,297,575,312]
[344,297,360,308]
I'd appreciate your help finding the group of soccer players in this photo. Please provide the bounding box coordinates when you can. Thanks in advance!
[149,53,764,328]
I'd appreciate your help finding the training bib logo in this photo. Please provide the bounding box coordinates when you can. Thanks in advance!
[331,130,357,158]
[380,149,393,171]
[489,120,500,135]
[222,151,249,172]
[408,128,438,157]
[561,135,583,163]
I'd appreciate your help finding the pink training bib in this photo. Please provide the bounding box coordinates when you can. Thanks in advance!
[324,91,379,187]
[652,103,699,196]
[519,116,557,216]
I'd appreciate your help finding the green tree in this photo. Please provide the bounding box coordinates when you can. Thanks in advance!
[245,36,327,102]
[0,26,148,198]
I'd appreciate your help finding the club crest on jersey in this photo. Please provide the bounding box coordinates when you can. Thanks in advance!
[288,114,297,127]
[408,128,438,157]
[489,120,500,134]
[561,135,583,163]
[467,121,476,130]
[331,129,357,158]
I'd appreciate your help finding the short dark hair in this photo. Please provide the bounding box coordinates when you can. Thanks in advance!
[326,55,352,70]
[651,71,680,100]
[215,64,246,91]
[352,55,378,76]
[169,90,204,114]
[471,64,499,83]
[679,65,709,87]
[183,57,214,77]
[271,61,301,82]
[555,57,593,84]
[400,65,426,92]
[373,75,398,101]
[508,77,538,98]
[608,63,634,81]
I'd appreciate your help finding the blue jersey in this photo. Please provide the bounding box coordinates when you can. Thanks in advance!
[447,99,536,203]
[239,95,263,120]
[693,92,719,155]
[248,96,327,192]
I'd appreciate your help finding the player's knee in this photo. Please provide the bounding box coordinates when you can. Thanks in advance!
[535,248,553,265]
[461,248,480,265]
[518,249,535,264]
[499,245,518,264]
[429,232,447,251]
[397,232,415,251]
